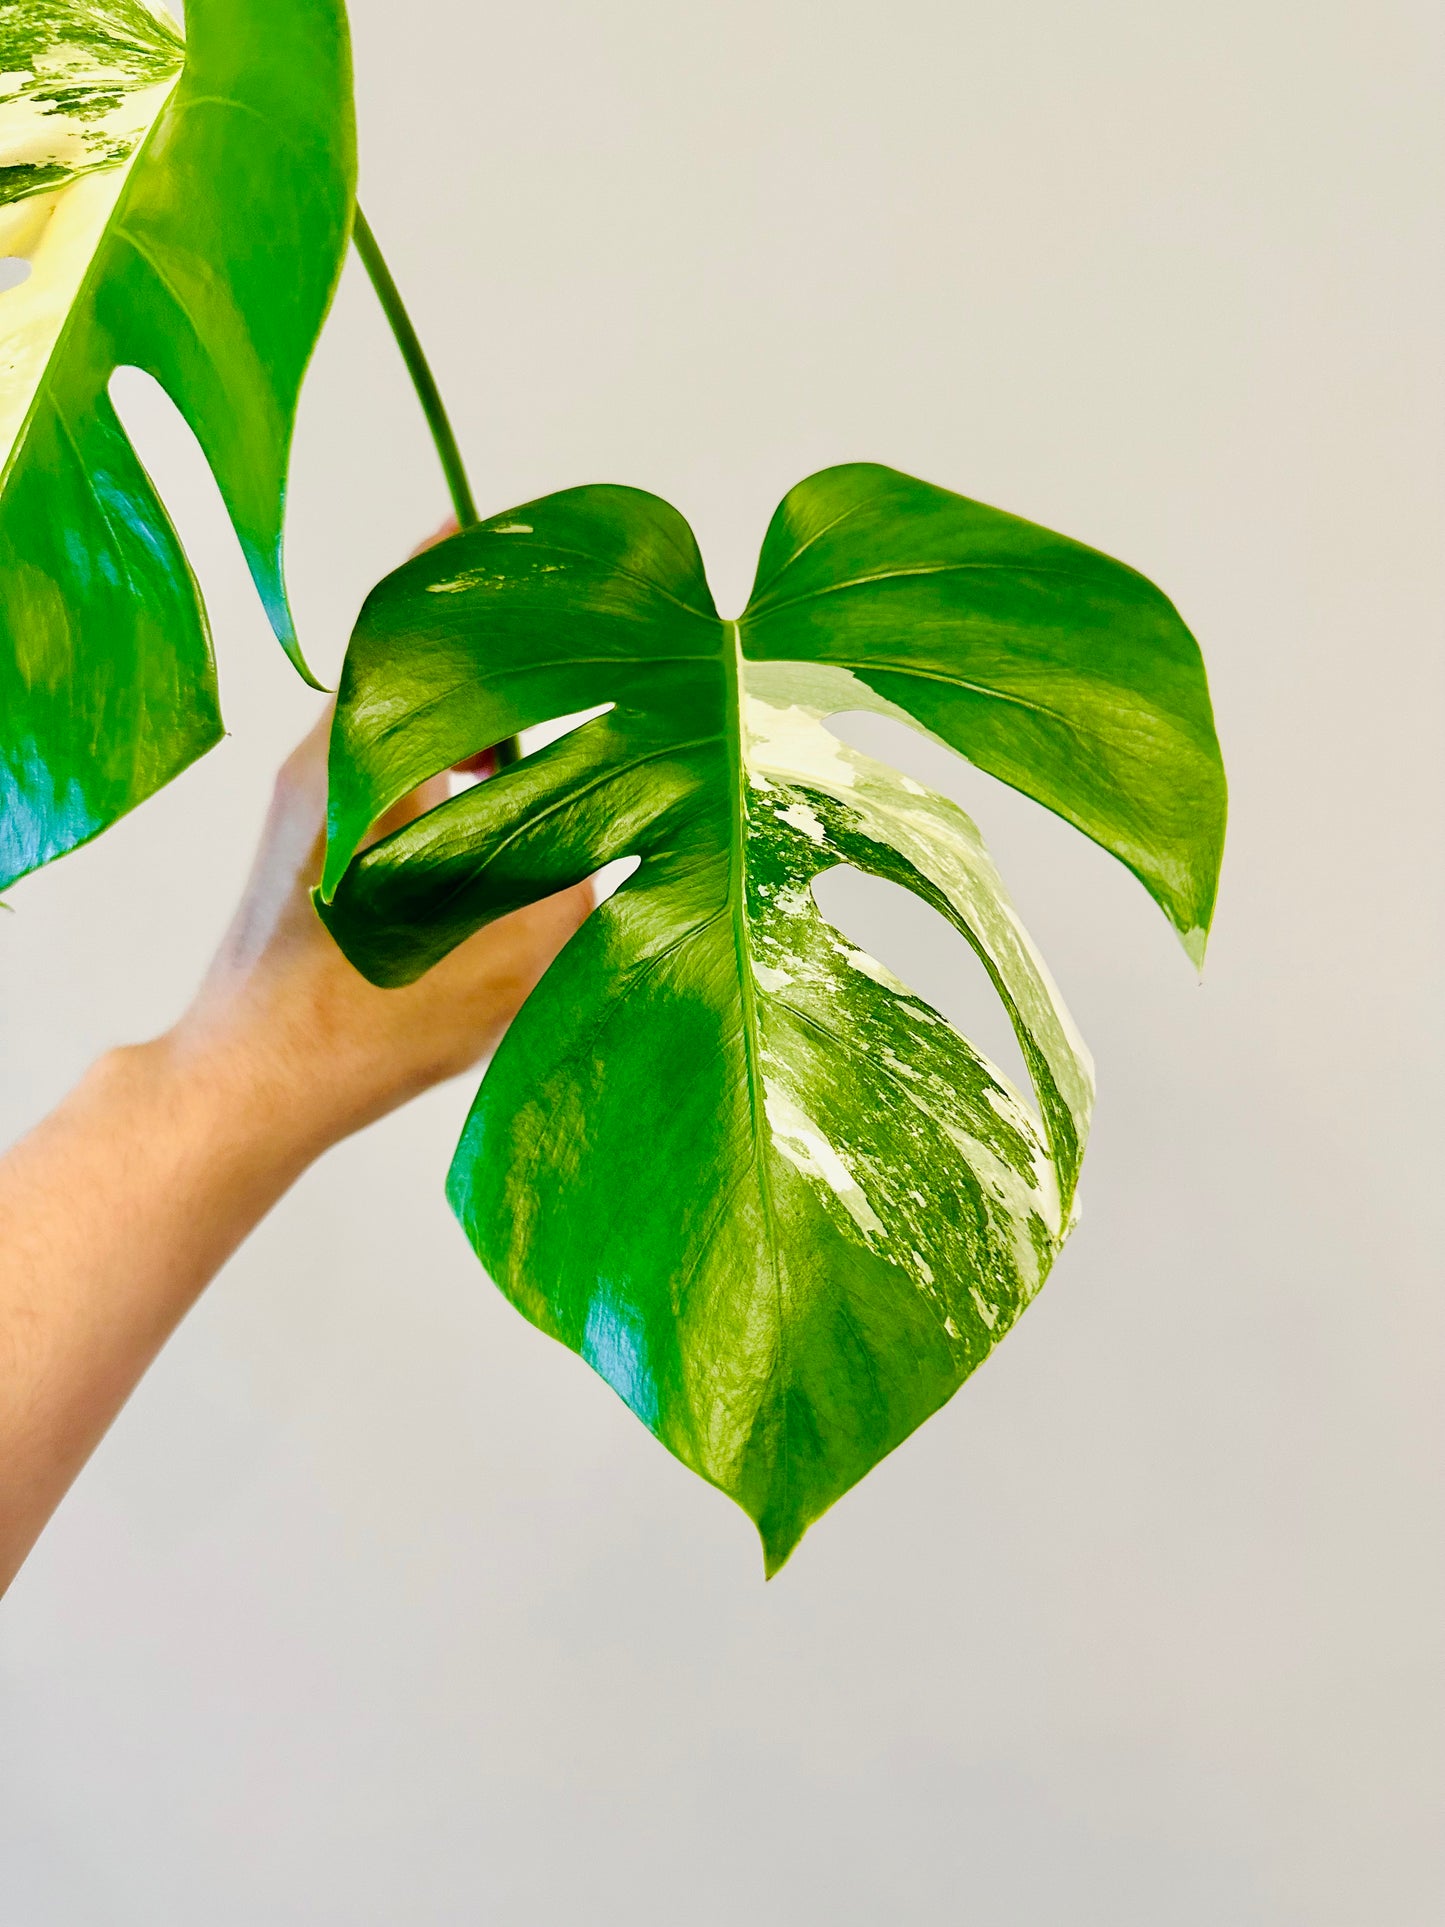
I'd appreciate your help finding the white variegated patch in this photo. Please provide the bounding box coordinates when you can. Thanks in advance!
[734,642,1094,1301]
[0,0,183,471]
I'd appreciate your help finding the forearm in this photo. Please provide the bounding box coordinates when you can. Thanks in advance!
[0,696,591,1599]
[0,1035,325,1594]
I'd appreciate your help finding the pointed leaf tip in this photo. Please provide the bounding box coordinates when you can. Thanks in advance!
[321,467,1220,1565]
[0,0,355,883]
[761,1523,804,1580]
[249,545,331,690]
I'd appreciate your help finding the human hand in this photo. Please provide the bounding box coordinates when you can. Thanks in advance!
[164,514,590,1153]
[0,526,590,1594]
[163,704,592,1156]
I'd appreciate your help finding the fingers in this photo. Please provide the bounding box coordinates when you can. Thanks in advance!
[282,517,471,859]
[409,517,460,560]
[518,876,595,952]
[423,879,596,1078]
[499,876,596,995]
[364,772,452,848]
[278,518,463,812]
[453,746,501,780]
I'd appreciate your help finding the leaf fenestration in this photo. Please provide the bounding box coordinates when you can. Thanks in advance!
[319,464,1226,1570]
[0,0,355,889]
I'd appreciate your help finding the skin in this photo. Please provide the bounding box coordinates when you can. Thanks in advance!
[0,706,592,1598]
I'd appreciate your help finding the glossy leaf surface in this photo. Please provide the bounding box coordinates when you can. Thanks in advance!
[321,463,1226,1570]
[0,0,354,888]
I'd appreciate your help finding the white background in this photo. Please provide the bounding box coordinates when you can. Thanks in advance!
[2,0,1441,1919]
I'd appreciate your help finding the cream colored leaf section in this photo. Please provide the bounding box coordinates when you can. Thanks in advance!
[0,1,183,473]
[741,656,1095,1241]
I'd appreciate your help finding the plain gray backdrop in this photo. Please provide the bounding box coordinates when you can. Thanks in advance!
[2,0,1441,1920]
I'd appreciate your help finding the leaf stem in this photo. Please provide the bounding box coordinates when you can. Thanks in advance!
[353,205,521,766]
[352,204,477,530]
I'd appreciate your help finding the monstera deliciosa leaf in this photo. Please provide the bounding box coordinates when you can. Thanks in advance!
[319,462,1226,1571]
[0,0,354,889]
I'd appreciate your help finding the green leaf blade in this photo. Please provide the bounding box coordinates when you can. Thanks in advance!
[321,485,718,902]
[0,392,220,883]
[443,847,1067,1575]
[0,0,355,889]
[745,463,1228,959]
[321,472,1142,1567]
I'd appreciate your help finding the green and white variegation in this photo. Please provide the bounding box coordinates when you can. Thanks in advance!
[0,2,181,463]
[0,0,354,890]
[0,0,181,202]
[741,652,1093,1262]
[318,462,1226,1571]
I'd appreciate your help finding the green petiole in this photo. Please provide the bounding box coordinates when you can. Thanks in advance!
[353,203,519,767]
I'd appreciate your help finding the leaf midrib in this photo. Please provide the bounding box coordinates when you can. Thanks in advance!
[748,557,1129,621]
[722,617,789,1509]
[437,537,718,627]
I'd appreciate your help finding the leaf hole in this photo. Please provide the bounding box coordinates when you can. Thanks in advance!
[0,257,32,293]
[826,707,1036,827]
[447,703,614,794]
[592,853,641,903]
[810,863,1035,1103]
[824,706,1151,972]
[364,706,623,853]
[107,364,290,701]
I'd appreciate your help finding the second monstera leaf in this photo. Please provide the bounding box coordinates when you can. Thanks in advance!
[0,0,354,888]
[320,462,1226,1570]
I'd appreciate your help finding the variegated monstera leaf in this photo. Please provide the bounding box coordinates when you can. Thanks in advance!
[0,0,354,888]
[319,463,1227,1571]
